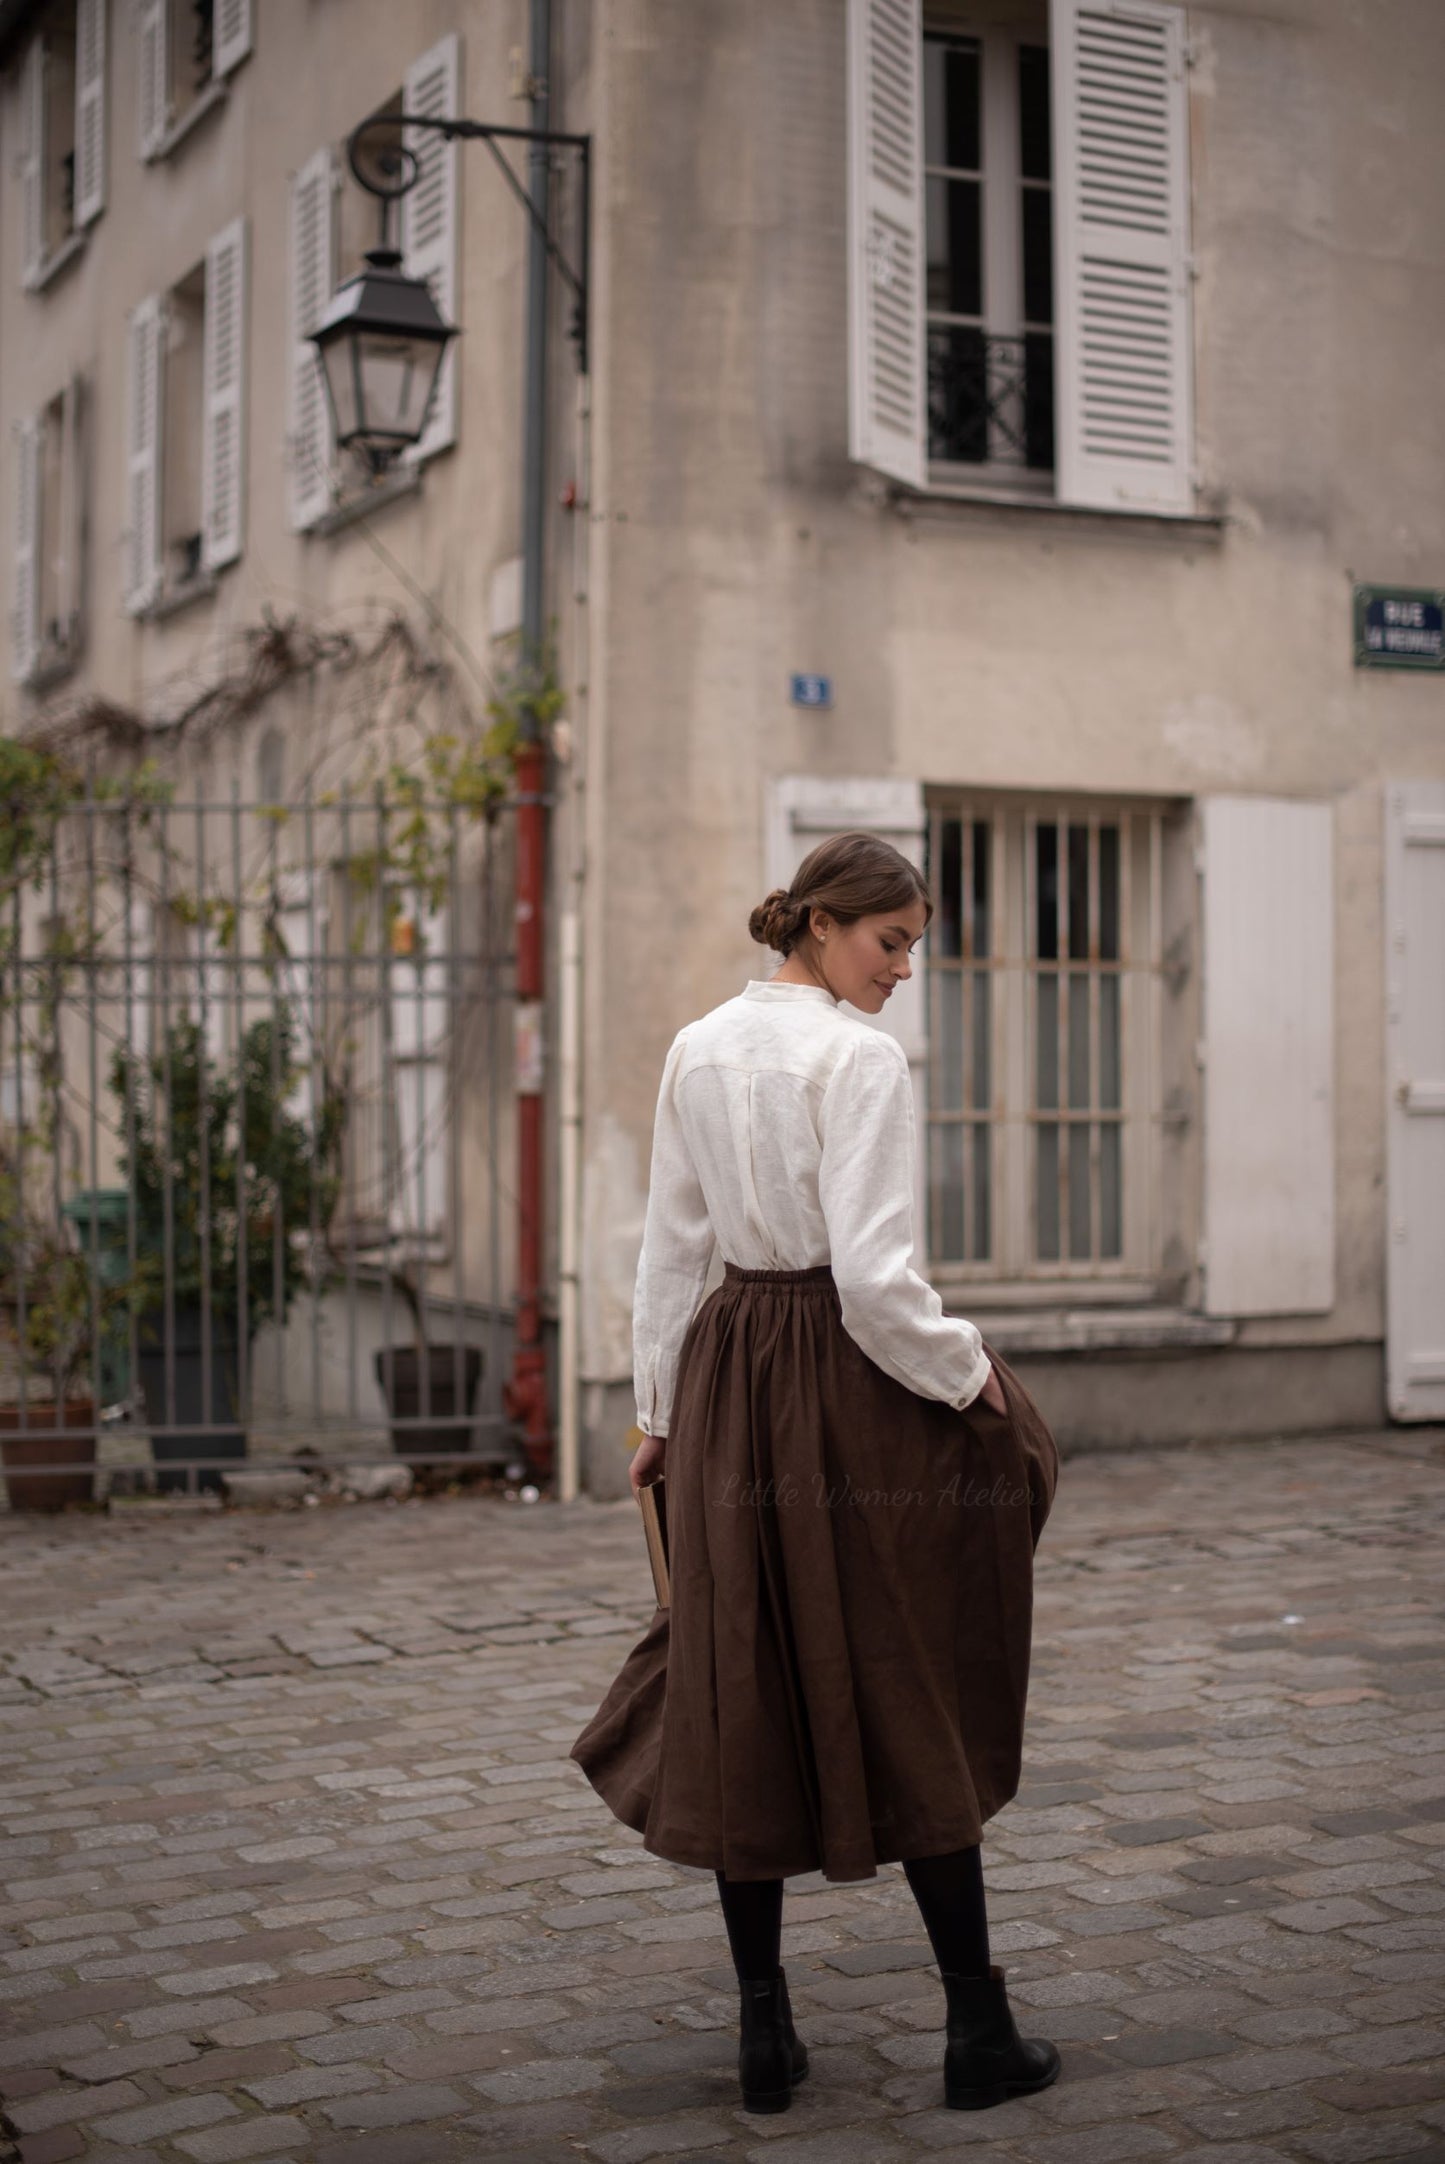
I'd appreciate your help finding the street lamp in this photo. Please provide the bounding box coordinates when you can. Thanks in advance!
[309,108,589,476]
[311,248,456,475]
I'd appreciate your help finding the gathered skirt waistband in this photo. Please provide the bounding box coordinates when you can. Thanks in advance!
[721,1261,836,1289]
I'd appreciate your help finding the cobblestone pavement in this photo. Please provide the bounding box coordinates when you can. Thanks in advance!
[1,1431,1443,2164]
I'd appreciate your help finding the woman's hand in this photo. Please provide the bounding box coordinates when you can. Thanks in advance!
[630,1429,667,1495]
[977,1364,1008,1417]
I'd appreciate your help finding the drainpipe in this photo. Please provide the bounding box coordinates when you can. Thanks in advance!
[502,0,555,1482]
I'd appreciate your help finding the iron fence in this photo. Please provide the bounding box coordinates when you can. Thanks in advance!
[0,784,531,1504]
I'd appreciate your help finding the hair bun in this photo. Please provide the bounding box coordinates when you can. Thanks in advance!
[748,887,803,953]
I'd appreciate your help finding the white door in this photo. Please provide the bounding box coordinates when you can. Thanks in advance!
[1385,782,1445,1422]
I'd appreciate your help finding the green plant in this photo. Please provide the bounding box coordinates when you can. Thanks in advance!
[108,1010,345,1341]
[0,1152,121,1406]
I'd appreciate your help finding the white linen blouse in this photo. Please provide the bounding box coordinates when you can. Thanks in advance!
[633,977,993,1437]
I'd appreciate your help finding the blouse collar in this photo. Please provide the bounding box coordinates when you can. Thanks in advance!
[742,977,840,1007]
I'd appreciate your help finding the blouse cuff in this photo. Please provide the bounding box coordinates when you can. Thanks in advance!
[951,1349,994,1413]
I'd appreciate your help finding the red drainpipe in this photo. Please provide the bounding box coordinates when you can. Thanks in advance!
[503,737,553,1483]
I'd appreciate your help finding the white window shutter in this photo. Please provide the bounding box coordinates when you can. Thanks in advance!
[11,416,41,684]
[1384,783,1445,1422]
[123,296,164,614]
[845,0,926,489]
[20,38,46,287]
[1200,797,1334,1317]
[402,33,461,463]
[288,149,336,530]
[202,216,248,572]
[767,776,930,1268]
[1050,0,1194,515]
[213,0,253,79]
[137,0,167,158]
[389,900,451,1242]
[74,0,107,226]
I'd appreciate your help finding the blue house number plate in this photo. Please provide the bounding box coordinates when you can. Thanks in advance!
[790,674,833,709]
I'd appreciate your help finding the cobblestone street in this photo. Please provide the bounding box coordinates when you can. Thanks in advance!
[1,1432,1443,2164]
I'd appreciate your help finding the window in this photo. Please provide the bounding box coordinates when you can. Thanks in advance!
[924,20,1054,480]
[138,0,251,160]
[18,0,106,288]
[925,796,1167,1282]
[288,34,461,529]
[848,0,1195,517]
[11,378,85,686]
[124,218,248,614]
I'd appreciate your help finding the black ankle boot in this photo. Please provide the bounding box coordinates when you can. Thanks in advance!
[941,1965,1061,2110]
[736,1967,809,2113]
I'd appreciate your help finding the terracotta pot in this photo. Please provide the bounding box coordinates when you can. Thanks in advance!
[0,1399,97,1512]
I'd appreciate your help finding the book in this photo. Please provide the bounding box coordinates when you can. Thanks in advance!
[637,1476,670,1608]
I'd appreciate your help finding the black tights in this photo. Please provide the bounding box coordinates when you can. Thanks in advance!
[714,1844,990,1983]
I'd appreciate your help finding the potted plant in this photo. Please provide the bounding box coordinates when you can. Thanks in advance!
[0,1162,106,1512]
[110,1008,342,1491]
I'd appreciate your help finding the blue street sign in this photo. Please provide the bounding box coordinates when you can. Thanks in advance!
[790,673,833,709]
[1354,585,1445,670]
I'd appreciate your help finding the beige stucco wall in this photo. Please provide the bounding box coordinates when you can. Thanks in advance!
[576,0,1445,1488]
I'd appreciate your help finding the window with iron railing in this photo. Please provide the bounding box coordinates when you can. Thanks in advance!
[924,15,1054,482]
[925,798,1167,1285]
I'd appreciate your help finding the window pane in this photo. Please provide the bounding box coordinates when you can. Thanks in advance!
[1100,1122,1122,1259]
[1068,1124,1091,1260]
[1068,971,1090,1110]
[971,819,991,958]
[1099,973,1121,1110]
[1068,823,1089,959]
[972,1122,992,1261]
[1023,331,1055,470]
[970,969,991,1110]
[924,35,981,172]
[1099,824,1120,959]
[1035,1123,1060,1261]
[928,325,989,462]
[930,1120,966,1263]
[933,969,964,1112]
[926,176,982,318]
[1035,971,1058,1110]
[1021,186,1053,327]
[1035,822,1058,959]
[935,816,962,957]
[1019,44,1051,181]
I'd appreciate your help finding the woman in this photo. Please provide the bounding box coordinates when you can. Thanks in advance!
[570,832,1061,2116]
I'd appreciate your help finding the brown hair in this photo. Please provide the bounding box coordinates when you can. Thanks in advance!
[748,831,933,957]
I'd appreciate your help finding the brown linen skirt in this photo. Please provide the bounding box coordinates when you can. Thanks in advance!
[570,1262,1060,1884]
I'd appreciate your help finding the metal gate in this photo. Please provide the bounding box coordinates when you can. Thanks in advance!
[0,783,526,1502]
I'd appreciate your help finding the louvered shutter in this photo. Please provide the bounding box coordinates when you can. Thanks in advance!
[20,38,46,287]
[845,0,926,489]
[1385,784,1445,1422]
[213,0,253,78]
[74,0,107,226]
[1199,797,1334,1317]
[137,0,167,157]
[202,217,248,572]
[288,149,336,530]
[1051,0,1193,514]
[389,899,451,1242]
[11,417,41,684]
[402,34,461,463]
[123,297,164,614]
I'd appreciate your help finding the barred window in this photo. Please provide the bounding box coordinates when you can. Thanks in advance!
[926,797,1165,1282]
